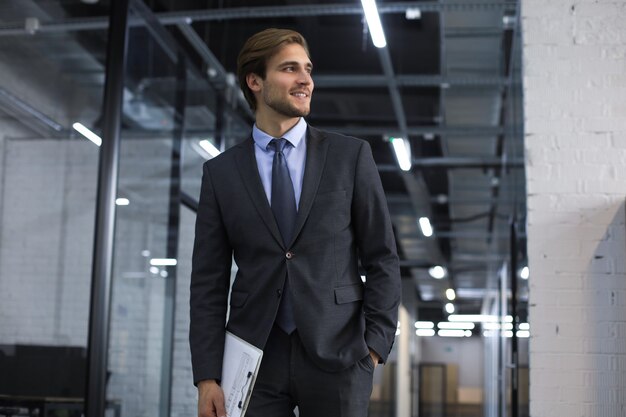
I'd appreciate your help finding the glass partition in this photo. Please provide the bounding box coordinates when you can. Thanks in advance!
[0,5,108,410]
[104,3,252,416]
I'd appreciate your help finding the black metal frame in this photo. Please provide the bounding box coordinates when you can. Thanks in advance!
[85,0,130,416]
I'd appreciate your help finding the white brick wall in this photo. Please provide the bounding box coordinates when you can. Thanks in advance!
[170,206,199,417]
[0,138,97,346]
[522,0,626,415]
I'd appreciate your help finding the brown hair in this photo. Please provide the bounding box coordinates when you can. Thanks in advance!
[237,28,310,111]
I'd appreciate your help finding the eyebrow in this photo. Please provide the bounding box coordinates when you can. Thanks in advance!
[279,61,313,70]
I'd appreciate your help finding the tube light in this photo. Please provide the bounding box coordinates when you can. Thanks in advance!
[449,314,513,323]
[415,321,434,329]
[517,330,530,338]
[73,122,102,146]
[483,322,513,331]
[446,288,456,300]
[445,303,455,314]
[115,198,129,206]
[438,322,474,330]
[419,217,433,237]
[361,0,387,48]
[390,137,411,171]
[416,329,435,337]
[438,329,466,337]
[150,258,177,266]
[199,139,221,158]
[519,323,530,330]
[428,266,446,279]
[520,266,529,279]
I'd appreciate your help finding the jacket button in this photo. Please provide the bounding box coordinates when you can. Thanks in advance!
[277,289,282,298]
[285,251,293,260]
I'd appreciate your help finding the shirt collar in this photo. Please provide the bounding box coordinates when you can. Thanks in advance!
[253,117,307,151]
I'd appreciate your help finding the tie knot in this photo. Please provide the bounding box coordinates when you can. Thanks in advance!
[269,138,288,153]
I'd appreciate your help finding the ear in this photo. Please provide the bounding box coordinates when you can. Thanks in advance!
[246,73,262,92]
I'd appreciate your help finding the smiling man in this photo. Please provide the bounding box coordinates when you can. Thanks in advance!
[190,28,401,417]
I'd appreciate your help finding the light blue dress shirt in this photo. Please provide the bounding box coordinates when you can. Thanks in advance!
[252,117,307,210]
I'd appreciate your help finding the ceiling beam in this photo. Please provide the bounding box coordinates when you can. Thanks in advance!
[318,125,510,136]
[377,157,523,171]
[0,87,64,135]
[314,74,512,88]
[0,2,518,36]
[377,48,408,138]
[176,22,253,118]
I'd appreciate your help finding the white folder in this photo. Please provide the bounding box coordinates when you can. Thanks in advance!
[221,331,264,417]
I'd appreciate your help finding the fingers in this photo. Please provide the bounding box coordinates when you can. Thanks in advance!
[198,380,227,417]
[214,392,227,417]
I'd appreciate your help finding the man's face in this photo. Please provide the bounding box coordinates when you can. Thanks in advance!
[255,43,314,118]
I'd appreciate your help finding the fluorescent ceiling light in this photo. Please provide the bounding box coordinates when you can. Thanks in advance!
[415,321,434,329]
[149,266,159,274]
[428,265,446,279]
[519,322,530,330]
[419,217,433,237]
[141,250,151,257]
[361,0,387,48]
[446,288,456,300]
[438,329,468,338]
[73,122,102,146]
[517,330,530,338]
[150,258,177,266]
[449,314,513,323]
[416,329,435,337]
[445,303,455,314]
[438,321,474,330]
[390,137,411,171]
[520,266,529,279]
[405,8,421,20]
[483,322,513,331]
[199,139,221,158]
[115,198,129,206]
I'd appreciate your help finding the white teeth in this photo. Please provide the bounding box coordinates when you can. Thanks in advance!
[292,92,307,97]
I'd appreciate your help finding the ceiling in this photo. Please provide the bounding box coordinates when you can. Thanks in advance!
[0,0,527,323]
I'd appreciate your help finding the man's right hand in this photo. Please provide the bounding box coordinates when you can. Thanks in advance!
[198,379,226,417]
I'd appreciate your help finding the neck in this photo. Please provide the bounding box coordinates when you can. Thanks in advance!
[255,111,300,138]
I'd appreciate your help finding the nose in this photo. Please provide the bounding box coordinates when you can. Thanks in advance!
[297,69,312,85]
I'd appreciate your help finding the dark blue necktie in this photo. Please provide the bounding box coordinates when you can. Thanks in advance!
[269,138,297,334]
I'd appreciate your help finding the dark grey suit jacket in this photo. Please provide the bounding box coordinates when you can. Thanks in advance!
[190,126,401,385]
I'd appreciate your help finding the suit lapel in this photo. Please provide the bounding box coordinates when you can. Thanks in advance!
[289,126,330,247]
[235,138,284,247]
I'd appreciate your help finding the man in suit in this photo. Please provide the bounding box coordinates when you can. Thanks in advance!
[190,28,401,417]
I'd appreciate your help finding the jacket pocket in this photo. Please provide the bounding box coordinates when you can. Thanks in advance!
[229,290,249,307]
[334,283,364,304]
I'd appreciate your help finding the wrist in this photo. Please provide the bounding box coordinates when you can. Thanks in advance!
[198,379,219,389]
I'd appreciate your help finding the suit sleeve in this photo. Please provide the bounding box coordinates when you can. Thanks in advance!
[189,161,232,385]
[352,141,401,363]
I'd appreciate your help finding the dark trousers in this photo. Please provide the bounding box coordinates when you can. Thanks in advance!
[247,325,375,417]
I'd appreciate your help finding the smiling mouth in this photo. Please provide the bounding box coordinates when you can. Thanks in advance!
[290,91,309,98]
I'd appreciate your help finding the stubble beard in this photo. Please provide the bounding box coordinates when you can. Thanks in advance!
[263,90,311,118]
